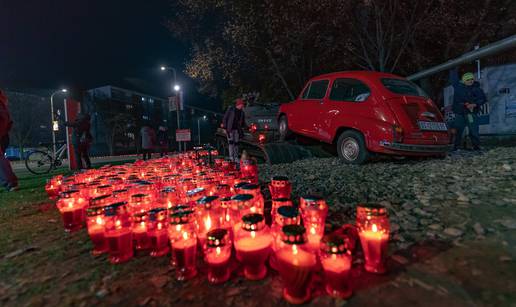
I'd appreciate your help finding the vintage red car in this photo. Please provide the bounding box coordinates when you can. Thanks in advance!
[278,71,452,163]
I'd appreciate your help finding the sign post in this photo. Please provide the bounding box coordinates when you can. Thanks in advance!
[176,129,191,151]
[64,99,81,170]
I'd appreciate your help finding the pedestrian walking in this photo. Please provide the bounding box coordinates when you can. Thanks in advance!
[140,123,156,160]
[0,89,18,191]
[222,98,247,163]
[450,68,487,151]
[64,113,93,169]
[157,126,169,157]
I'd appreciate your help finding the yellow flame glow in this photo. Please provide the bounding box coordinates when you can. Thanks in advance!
[216,247,221,255]
[372,224,378,232]
[310,226,316,235]
[96,216,103,225]
[251,231,256,239]
[205,215,212,230]
[182,231,188,240]
[292,244,298,255]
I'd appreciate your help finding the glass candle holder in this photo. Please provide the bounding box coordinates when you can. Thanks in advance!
[234,214,272,280]
[300,195,328,252]
[195,196,222,247]
[320,234,353,299]
[212,184,231,198]
[129,193,152,214]
[240,184,264,213]
[160,187,178,209]
[86,205,108,255]
[147,208,170,257]
[95,184,113,197]
[233,181,251,195]
[356,204,390,274]
[270,206,301,270]
[104,202,133,264]
[204,228,232,284]
[112,188,130,202]
[240,159,258,183]
[269,176,292,199]
[275,225,317,305]
[168,210,198,281]
[56,190,87,232]
[132,212,150,251]
[90,194,112,208]
[186,187,207,205]
[230,194,256,233]
[271,198,293,223]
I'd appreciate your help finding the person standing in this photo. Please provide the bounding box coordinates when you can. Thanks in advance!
[140,123,156,160]
[0,89,18,191]
[222,98,247,163]
[157,126,169,157]
[64,113,93,169]
[450,68,487,151]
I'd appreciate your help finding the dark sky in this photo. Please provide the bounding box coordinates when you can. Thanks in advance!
[0,0,189,97]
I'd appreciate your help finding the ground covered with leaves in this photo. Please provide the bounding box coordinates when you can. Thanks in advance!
[1,147,515,306]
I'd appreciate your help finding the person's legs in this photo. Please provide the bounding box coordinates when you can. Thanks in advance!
[453,115,466,150]
[0,149,18,190]
[73,144,84,169]
[231,130,240,163]
[468,114,481,149]
[227,131,236,162]
[82,145,92,168]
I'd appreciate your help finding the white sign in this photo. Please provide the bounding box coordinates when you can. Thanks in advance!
[176,129,191,142]
[168,96,177,112]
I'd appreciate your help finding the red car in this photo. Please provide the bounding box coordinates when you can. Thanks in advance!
[278,71,452,163]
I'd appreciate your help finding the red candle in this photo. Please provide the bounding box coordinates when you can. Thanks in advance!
[160,187,178,209]
[271,198,293,223]
[240,159,258,183]
[132,212,150,251]
[239,184,264,212]
[320,234,353,299]
[104,202,133,264]
[356,204,390,274]
[269,176,292,199]
[300,195,328,251]
[270,206,300,271]
[234,214,272,280]
[56,190,87,232]
[168,210,198,281]
[86,206,108,255]
[204,228,232,284]
[195,196,222,247]
[129,193,152,214]
[147,208,170,257]
[275,225,317,305]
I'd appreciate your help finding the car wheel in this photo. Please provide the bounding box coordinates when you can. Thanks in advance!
[337,131,369,164]
[278,115,292,141]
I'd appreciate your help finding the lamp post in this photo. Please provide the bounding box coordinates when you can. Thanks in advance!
[50,89,68,158]
[160,66,182,152]
[197,115,207,145]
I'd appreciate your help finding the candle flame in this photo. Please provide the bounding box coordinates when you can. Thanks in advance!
[250,207,256,213]
[225,213,230,222]
[216,246,221,255]
[167,201,172,209]
[292,244,298,255]
[141,221,146,229]
[251,231,256,239]
[182,231,188,240]
[176,224,181,232]
[205,215,212,230]
[158,222,162,230]
[96,216,103,225]
[310,226,316,235]
[372,224,378,232]
[115,220,121,228]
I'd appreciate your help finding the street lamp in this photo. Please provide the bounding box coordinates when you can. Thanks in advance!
[160,65,182,151]
[50,88,68,157]
[197,115,207,145]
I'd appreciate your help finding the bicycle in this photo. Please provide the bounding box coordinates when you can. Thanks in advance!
[25,141,67,175]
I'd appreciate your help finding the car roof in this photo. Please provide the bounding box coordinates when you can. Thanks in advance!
[311,70,405,81]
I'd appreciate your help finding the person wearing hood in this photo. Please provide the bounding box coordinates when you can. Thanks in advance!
[450,68,487,151]
[0,89,18,191]
[222,98,247,163]
[64,113,93,169]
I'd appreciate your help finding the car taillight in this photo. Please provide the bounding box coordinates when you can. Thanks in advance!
[392,125,403,143]
[258,134,266,144]
[264,124,269,130]
[249,123,257,133]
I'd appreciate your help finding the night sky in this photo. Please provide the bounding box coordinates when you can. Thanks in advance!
[0,0,190,98]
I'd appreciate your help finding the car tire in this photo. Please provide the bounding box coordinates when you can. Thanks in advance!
[337,130,369,164]
[278,115,292,141]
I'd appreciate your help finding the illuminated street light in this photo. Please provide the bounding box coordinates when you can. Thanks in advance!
[174,85,181,92]
[50,88,68,157]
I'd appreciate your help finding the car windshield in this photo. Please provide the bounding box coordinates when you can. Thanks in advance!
[381,78,428,98]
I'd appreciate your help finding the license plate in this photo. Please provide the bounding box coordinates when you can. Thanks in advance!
[417,121,447,131]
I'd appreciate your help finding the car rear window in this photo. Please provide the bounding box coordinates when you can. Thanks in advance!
[381,78,428,98]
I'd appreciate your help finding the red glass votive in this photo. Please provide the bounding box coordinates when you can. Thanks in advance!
[45,179,61,199]
[234,214,272,280]
[239,184,264,213]
[204,228,232,284]
[213,184,231,198]
[230,194,257,233]
[195,196,222,247]
[320,234,353,299]
[56,190,87,232]
[275,225,317,305]
[112,188,130,202]
[168,210,198,281]
[240,159,258,183]
[270,206,301,271]
[300,195,328,251]
[104,202,133,264]
[269,176,292,199]
[129,193,152,214]
[356,204,390,274]
[147,208,170,257]
[86,206,108,255]
[271,198,293,222]
[160,187,178,209]
[185,187,207,205]
[132,212,150,251]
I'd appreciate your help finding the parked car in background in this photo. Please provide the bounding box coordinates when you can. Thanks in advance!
[278,71,452,164]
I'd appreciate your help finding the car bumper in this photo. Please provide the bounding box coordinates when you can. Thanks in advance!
[380,141,453,153]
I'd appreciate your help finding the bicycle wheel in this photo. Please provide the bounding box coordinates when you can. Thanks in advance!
[25,151,53,175]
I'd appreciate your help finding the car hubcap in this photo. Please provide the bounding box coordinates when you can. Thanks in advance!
[341,138,359,161]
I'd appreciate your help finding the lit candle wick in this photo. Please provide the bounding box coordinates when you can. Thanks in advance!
[216,246,221,255]
[292,244,298,255]
[251,231,256,239]
[182,231,188,240]
[372,223,378,232]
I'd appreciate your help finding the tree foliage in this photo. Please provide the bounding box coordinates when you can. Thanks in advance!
[167,0,516,104]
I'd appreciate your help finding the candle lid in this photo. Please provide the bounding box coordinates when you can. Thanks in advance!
[216,184,230,190]
[60,190,80,198]
[131,193,150,202]
[231,194,254,202]
[241,213,265,231]
[196,195,219,205]
[90,194,112,206]
[320,234,349,255]
[277,206,299,218]
[161,187,176,194]
[169,210,194,224]
[113,188,128,195]
[104,201,128,216]
[86,205,106,217]
[169,205,191,214]
[135,180,153,186]
[132,212,146,222]
[281,225,307,244]
[97,184,112,190]
[233,181,250,190]
[240,183,259,191]
[357,203,388,216]
[206,228,229,247]
[272,175,289,181]
[148,208,167,221]
[186,187,205,197]
[301,195,323,202]
[273,198,292,203]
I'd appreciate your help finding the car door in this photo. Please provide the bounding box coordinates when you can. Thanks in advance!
[293,79,330,138]
[317,78,372,142]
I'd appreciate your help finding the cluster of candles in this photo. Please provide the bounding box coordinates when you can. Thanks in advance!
[45,150,390,304]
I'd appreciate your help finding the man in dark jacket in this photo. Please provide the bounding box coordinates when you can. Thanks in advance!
[64,113,92,169]
[0,89,18,191]
[450,69,487,150]
[222,98,247,163]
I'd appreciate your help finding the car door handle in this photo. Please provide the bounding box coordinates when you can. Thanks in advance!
[319,100,324,104]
